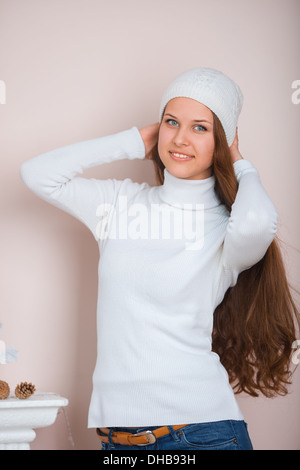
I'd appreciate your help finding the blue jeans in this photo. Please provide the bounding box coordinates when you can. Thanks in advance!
[99,420,253,450]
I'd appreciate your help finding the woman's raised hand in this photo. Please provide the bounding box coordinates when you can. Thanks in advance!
[229,127,243,163]
[139,122,160,160]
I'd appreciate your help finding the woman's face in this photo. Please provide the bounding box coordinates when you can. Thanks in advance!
[158,97,214,180]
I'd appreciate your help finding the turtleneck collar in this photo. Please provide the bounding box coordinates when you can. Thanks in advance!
[158,168,220,209]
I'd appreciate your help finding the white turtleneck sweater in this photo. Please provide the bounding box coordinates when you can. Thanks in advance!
[20,127,278,427]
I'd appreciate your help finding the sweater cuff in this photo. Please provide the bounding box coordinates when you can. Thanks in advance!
[127,127,146,160]
[233,159,258,183]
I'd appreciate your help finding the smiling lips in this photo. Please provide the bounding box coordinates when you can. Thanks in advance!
[169,151,195,161]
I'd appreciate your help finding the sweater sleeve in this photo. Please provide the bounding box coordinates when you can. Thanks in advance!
[20,127,146,240]
[220,159,278,287]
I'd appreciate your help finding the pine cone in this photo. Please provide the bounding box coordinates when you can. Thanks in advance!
[0,380,10,399]
[15,381,36,399]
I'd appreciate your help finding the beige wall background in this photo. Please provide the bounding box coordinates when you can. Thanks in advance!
[0,0,299,450]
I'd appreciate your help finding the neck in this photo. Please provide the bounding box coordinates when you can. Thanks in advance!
[158,168,220,209]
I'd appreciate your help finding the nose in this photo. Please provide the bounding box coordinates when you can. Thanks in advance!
[173,127,189,147]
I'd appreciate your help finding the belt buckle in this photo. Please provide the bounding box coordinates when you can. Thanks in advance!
[134,430,156,446]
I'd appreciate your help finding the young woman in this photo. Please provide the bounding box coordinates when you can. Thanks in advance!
[20,68,299,450]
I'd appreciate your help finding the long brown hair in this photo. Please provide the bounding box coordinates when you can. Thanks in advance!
[150,114,300,397]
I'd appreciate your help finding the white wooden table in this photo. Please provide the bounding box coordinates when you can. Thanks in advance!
[0,393,68,450]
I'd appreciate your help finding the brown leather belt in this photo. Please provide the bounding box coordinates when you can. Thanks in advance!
[97,425,188,446]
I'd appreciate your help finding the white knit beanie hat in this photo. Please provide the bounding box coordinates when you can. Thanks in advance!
[159,67,243,146]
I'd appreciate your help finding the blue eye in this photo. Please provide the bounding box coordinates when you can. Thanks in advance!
[194,124,207,132]
[166,119,178,127]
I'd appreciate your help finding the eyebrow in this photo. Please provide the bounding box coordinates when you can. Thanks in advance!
[164,113,212,125]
